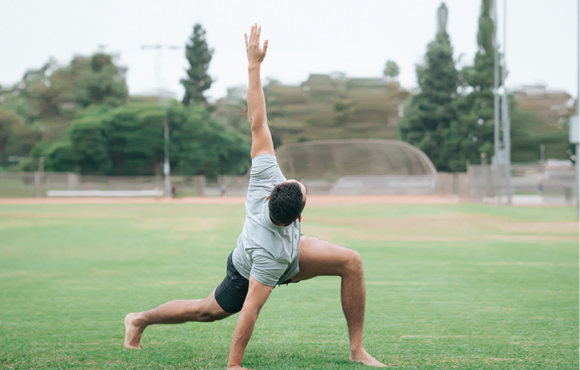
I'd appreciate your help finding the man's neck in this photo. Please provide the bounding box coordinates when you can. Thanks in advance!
[270,215,288,227]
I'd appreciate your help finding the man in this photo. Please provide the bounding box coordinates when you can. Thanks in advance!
[124,24,385,369]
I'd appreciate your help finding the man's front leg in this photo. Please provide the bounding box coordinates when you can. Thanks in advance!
[124,289,232,349]
[291,236,386,367]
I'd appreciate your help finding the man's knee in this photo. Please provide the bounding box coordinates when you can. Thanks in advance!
[341,249,363,275]
[197,312,219,322]
[196,307,226,322]
[190,299,227,322]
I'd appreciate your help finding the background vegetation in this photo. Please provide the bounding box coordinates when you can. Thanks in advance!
[0,1,575,175]
[0,24,249,177]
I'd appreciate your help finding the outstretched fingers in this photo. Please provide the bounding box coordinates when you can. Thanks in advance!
[245,24,267,62]
[256,25,261,45]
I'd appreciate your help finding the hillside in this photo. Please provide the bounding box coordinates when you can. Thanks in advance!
[214,73,410,147]
[512,85,575,161]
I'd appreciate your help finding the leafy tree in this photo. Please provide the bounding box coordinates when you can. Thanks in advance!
[0,60,57,125]
[0,52,128,167]
[168,103,250,177]
[0,109,41,167]
[181,24,214,106]
[399,7,458,171]
[383,60,399,79]
[102,104,165,176]
[50,102,249,176]
[45,141,79,172]
[73,53,129,108]
[61,104,165,176]
[69,116,111,175]
[2,53,127,124]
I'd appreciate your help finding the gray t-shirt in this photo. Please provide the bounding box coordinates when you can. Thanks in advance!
[232,155,301,287]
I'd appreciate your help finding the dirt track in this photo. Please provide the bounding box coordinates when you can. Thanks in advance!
[0,195,459,205]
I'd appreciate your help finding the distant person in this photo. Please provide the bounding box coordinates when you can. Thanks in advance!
[220,184,227,197]
[171,184,176,198]
[124,24,385,369]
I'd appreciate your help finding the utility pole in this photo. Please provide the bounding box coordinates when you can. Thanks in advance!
[35,157,44,198]
[141,44,180,198]
[502,0,512,205]
[575,0,580,215]
[493,0,500,165]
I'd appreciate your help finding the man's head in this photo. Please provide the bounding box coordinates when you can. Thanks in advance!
[268,180,307,226]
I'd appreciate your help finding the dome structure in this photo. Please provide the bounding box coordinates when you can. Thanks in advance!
[275,139,437,195]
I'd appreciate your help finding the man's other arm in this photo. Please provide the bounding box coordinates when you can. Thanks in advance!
[227,275,273,370]
[245,24,275,159]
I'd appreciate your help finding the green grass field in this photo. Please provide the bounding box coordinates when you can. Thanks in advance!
[0,202,578,369]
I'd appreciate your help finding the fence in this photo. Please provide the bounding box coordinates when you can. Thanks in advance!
[437,163,577,205]
[0,162,576,206]
[0,172,241,198]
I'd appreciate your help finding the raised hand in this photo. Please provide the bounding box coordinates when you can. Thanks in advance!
[244,23,268,67]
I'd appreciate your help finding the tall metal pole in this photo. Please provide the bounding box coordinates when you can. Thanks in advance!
[502,0,512,205]
[576,0,579,215]
[141,45,180,198]
[493,0,500,165]
[164,118,171,198]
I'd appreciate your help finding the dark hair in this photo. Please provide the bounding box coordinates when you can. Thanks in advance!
[268,182,305,225]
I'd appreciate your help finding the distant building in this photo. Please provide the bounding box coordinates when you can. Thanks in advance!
[512,85,574,127]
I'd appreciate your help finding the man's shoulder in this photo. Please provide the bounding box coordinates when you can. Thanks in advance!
[247,154,285,194]
[250,154,281,176]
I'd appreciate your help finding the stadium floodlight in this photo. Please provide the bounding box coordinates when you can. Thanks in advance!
[499,0,512,205]
[141,44,181,198]
[576,0,580,215]
[572,116,579,215]
[493,0,500,165]
[492,0,512,205]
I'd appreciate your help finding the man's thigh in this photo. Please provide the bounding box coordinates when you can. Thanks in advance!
[291,236,360,282]
[205,288,236,320]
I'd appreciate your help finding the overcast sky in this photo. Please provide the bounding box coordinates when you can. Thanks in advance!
[1,0,578,101]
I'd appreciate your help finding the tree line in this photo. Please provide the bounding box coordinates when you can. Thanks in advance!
[0,24,250,177]
[1,5,573,176]
[399,1,573,172]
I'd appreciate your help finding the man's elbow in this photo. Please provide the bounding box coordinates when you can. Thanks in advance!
[250,114,267,129]
[240,301,264,316]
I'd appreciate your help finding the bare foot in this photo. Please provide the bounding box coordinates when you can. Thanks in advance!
[124,313,145,349]
[349,349,386,367]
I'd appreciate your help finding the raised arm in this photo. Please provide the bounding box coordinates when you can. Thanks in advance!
[245,24,275,159]
[227,275,273,370]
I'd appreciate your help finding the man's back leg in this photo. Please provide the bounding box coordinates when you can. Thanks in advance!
[291,236,386,367]
[124,288,233,349]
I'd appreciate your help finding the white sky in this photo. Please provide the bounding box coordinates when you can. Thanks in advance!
[0,0,578,101]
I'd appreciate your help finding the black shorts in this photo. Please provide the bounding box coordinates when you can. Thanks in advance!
[214,251,298,314]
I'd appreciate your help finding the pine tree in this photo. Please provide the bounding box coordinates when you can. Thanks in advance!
[181,24,214,106]
[399,3,458,171]
[448,0,496,170]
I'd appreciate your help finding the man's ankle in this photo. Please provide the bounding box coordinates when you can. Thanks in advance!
[349,346,367,358]
[130,313,148,328]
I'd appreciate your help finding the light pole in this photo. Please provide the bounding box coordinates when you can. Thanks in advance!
[492,0,512,205]
[570,1,580,217]
[501,0,512,205]
[493,0,500,166]
[141,44,180,198]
